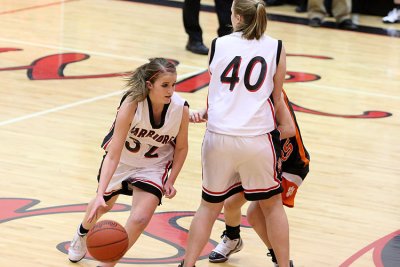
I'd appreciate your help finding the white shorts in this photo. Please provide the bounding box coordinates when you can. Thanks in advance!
[201,130,282,203]
[97,156,172,204]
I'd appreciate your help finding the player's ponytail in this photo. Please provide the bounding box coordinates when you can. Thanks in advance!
[234,0,267,40]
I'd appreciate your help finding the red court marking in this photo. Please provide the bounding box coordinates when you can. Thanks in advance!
[0,0,78,15]
[340,230,400,267]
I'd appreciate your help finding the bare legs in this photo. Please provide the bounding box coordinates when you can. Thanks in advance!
[182,200,224,266]
[221,193,291,267]
[222,193,247,227]
[83,188,159,267]
[257,194,290,267]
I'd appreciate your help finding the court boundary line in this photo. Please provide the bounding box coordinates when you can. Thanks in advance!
[0,70,203,127]
[0,0,78,16]
[0,36,396,101]
[0,90,124,127]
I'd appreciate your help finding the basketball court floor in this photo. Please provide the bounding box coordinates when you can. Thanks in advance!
[0,1,399,266]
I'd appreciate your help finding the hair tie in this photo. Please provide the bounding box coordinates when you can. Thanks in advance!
[148,70,160,81]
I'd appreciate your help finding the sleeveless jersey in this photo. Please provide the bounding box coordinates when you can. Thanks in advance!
[207,32,281,136]
[101,93,187,168]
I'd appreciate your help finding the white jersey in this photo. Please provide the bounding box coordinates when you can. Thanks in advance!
[207,32,281,136]
[102,93,187,168]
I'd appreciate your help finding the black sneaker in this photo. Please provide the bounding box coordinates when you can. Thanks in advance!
[309,18,322,27]
[273,260,294,267]
[338,19,358,30]
[185,41,209,55]
[178,260,195,267]
[267,251,277,264]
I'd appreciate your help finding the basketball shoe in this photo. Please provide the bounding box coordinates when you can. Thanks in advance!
[68,232,87,262]
[208,231,243,263]
[178,260,195,267]
[273,259,294,267]
[382,8,400,23]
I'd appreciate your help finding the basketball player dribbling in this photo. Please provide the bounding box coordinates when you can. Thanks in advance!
[179,1,296,266]
[67,58,190,267]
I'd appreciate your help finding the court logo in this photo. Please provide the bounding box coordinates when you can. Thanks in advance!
[1,198,399,265]
[0,48,392,119]
[0,198,250,264]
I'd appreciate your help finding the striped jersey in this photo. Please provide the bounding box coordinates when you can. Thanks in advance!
[101,93,187,168]
[207,32,282,136]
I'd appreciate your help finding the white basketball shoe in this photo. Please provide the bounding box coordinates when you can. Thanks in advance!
[208,231,243,263]
[68,232,87,263]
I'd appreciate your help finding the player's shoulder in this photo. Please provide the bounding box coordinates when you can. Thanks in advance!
[171,92,186,106]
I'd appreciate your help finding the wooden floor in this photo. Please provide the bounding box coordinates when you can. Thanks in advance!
[0,1,399,267]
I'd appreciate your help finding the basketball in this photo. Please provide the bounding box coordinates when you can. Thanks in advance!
[87,220,129,262]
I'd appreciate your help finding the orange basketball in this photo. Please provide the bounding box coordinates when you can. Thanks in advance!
[87,220,129,262]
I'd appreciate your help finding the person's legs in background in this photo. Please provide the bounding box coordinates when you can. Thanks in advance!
[332,0,357,29]
[214,0,233,37]
[183,0,209,55]
[308,0,326,27]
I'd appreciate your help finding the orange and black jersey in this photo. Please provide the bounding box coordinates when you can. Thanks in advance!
[280,90,310,180]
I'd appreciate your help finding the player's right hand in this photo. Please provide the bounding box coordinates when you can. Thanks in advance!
[87,195,108,223]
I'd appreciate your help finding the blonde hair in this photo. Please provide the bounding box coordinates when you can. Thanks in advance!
[233,0,267,40]
[124,58,176,102]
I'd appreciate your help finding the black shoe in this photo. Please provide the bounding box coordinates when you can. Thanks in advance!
[178,260,195,267]
[338,19,358,30]
[272,260,294,267]
[309,18,322,27]
[186,41,209,55]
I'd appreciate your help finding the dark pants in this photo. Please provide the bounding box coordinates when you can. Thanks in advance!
[183,0,233,43]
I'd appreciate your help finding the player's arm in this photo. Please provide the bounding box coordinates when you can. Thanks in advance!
[272,45,295,139]
[87,99,137,222]
[275,92,295,139]
[164,105,189,198]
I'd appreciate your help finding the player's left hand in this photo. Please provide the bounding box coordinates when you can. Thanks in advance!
[189,108,207,123]
[163,182,177,199]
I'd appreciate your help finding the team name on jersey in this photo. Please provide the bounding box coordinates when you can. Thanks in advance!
[130,126,176,145]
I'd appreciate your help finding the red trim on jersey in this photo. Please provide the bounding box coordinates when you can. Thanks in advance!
[162,161,172,185]
[267,97,277,128]
[102,137,112,150]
